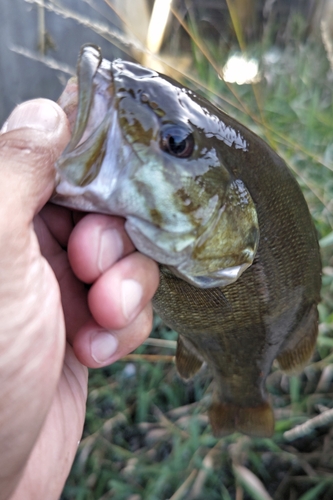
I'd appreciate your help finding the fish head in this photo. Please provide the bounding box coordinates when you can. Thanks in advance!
[53,44,259,288]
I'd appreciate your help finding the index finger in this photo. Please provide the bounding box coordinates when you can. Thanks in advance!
[68,213,136,283]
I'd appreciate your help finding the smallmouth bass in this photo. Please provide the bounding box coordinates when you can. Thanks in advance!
[52,45,321,437]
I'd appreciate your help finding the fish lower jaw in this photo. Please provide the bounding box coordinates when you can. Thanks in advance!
[171,261,251,289]
[51,179,116,214]
[125,220,246,289]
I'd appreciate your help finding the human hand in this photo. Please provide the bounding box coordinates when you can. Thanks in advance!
[0,99,159,499]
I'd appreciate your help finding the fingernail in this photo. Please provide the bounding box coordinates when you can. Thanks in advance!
[98,228,124,273]
[4,99,61,133]
[121,279,143,320]
[91,330,119,363]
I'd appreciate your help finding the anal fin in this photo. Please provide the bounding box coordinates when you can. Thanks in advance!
[277,304,318,373]
[208,401,275,438]
[175,335,204,380]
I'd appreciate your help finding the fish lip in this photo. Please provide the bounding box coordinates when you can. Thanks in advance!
[64,45,115,154]
[54,46,118,191]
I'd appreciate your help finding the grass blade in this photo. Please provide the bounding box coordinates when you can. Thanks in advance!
[233,465,273,500]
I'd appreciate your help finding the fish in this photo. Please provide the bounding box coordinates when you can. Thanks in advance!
[52,44,321,438]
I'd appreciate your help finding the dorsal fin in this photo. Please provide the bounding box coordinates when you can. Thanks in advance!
[175,335,204,380]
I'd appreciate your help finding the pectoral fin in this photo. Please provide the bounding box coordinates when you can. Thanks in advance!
[175,335,204,380]
[208,401,275,438]
[277,304,318,373]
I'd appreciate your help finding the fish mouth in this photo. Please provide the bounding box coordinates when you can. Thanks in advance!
[62,45,114,155]
[54,45,117,190]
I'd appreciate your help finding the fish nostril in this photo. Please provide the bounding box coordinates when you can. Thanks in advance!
[141,93,149,103]
[113,61,124,71]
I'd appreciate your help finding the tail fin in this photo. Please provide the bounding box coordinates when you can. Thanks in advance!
[208,401,274,438]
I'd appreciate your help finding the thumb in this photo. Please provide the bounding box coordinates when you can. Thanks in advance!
[0,98,71,222]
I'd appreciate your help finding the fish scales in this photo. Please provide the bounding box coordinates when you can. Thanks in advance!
[53,45,321,437]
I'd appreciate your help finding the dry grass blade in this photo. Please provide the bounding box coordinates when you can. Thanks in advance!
[188,442,222,499]
[153,404,189,439]
[233,464,273,500]
[280,155,333,219]
[235,485,244,500]
[119,354,175,363]
[170,4,255,118]
[9,44,75,75]
[225,0,246,51]
[38,0,45,54]
[308,353,333,371]
[143,338,177,349]
[284,408,333,441]
[103,0,150,46]
[77,434,98,469]
[271,130,333,175]
[25,0,146,56]
[321,17,333,71]
[168,470,198,500]
[146,0,171,55]
[172,1,276,146]
[224,0,273,146]
[101,411,128,439]
[315,364,333,393]
[167,402,202,419]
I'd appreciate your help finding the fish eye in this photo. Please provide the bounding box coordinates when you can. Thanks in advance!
[159,126,194,158]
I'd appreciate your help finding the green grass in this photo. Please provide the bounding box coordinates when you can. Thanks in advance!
[61,17,333,500]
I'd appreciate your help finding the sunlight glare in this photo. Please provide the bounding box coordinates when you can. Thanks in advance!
[223,54,261,85]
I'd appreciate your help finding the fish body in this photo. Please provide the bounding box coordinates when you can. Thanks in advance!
[53,45,321,437]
